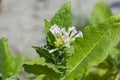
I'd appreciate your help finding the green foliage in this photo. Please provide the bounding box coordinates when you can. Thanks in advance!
[44,1,72,33]
[32,46,52,62]
[50,1,72,30]
[0,38,15,79]
[0,38,25,80]
[13,55,25,76]
[61,14,120,80]
[23,57,62,80]
[24,2,73,80]
[91,0,113,24]
[45,1,72,47]
[1,0,120,80]
[83,48,120,80]
[0,74,2,80]
[24,1,120,80]
[82,0,120,80]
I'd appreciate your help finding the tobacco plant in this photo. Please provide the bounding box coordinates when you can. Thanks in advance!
[23,1,120,80]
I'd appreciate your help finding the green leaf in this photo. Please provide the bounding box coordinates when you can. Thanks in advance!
[23,57,62,80]
[44,1,72,32]
[32,46,53,62]
[46,31,56,46]
[0,73,2,80]
[91,0,113,24]
[0,38,15,79]
[44,19,52,33]
[117,42,120,49]
[61,14,120,80]
[50,1,72,29]
[44,2,72,46]
[12,55,25,76]
[83,68,107,80]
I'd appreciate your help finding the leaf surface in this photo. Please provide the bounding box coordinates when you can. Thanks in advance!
[0,38,15,79]
[50,2,72,29]
[91,0,112,24]
[23,57,62,80]
[33,47,51,59]
[12,55,25,76]
[61,14,120,80]
[45,2,72,33]
[44,2,72,48]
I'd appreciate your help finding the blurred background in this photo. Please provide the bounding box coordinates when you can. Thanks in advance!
[0,0,120,58]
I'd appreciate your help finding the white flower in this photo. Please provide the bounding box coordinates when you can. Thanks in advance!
[50,24,62,38]
[49,24,83,48]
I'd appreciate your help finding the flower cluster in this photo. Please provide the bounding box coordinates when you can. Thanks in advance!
[50,24,83,49]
